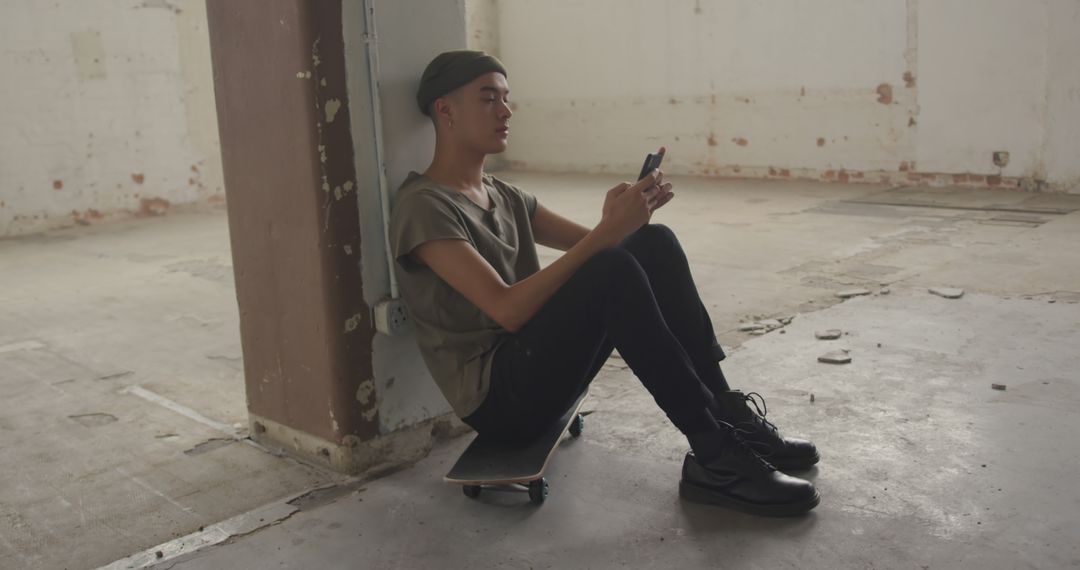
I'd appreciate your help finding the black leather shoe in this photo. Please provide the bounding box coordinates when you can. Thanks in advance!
[682,426,819,516]
[712,390,820,471]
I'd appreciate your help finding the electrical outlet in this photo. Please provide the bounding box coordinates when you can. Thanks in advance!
[374,298,410,336]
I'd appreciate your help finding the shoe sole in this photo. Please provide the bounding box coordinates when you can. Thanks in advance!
[679,480,820,517]
[768,452,821,472]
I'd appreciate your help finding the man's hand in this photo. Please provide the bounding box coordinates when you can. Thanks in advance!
[643,146,675,215]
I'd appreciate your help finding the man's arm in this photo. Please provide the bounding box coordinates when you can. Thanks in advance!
[531,203,591,252]
[411,173,666,332]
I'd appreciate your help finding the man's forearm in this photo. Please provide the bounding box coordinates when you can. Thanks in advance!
[496,226,619,331]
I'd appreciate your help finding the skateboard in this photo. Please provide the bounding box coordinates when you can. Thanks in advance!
[444,390,589,505]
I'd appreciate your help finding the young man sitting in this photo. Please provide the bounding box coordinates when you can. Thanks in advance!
[388,50,820,516]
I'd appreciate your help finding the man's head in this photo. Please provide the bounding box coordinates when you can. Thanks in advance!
[417,50,512,155]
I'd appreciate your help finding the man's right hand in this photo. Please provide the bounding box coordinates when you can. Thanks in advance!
[597,170,663,244]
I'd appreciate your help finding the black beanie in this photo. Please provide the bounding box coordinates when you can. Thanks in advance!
[416,50,507,116]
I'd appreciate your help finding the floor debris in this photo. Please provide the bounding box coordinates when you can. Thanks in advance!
[815,329,843,340]
[740,317,790,334]
[929,287,965,299]
[837,288,872,299]
[68,412,119,427]
[991,383,1007,391]
[810,393,815,403]
[818,350,852,364]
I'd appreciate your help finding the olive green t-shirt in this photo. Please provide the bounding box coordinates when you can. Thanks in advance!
[388,171,540,418]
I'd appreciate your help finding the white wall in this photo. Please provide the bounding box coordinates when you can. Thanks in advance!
[0,0,224,237]
[480,0,1080,192]
[1044,0,1080,188]
[917,0,1045,178]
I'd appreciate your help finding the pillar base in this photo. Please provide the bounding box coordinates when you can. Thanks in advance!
[249,413,472,476]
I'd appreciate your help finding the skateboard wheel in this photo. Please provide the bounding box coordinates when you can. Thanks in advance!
[463,485,482,499]
[569,414,584,438]
[528,478,549,504]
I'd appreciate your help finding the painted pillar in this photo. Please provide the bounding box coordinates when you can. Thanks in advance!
[206,0,470,473]
[206,0,377,471]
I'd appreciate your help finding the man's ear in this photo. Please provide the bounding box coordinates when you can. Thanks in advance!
[432,96,453,129]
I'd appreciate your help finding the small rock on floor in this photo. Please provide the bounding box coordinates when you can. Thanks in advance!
[815,329,843,340]
[738,323,766,332]
[991,383,1007,391]
[929,287,965,299]
[818,350,852,364]
[837,288,872,299]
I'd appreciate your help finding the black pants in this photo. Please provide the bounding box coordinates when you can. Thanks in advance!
[463,224,730,443]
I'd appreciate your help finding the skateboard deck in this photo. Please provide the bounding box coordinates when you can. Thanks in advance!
[444,390,589,504]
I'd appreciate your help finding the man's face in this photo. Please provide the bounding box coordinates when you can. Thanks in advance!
[438,72,512,154]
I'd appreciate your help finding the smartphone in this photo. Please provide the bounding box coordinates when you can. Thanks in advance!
[637,151,665,182]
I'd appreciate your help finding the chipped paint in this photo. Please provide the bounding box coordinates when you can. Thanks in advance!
[355,379,375,404]
[324,98,342,123]
[876,83,894,105]
[343,313,363,333]
[138,197,170,217]
[311,37,322,68]
[329,407,339,433]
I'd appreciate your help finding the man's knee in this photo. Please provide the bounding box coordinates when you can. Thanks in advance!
[623,223,678,255]
[639,223,676,243]
[580,247,648,283]
[589,246,637,269]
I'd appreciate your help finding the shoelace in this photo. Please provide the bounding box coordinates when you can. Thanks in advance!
[719,421,777,472]
[737,391,779,436]
[732,426,777,460]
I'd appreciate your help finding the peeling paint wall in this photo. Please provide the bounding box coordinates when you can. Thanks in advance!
[477,0,1080,193]
[0,0,224,237]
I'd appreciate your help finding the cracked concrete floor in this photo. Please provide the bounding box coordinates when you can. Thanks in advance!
[2,174,1079,569]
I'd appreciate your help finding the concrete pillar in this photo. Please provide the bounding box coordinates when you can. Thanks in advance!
[206,0,469,474]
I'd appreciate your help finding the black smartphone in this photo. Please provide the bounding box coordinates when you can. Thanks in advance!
[637,151,664,182]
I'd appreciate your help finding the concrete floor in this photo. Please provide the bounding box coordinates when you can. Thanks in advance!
[0,207,349,570]
[3,174,1080,569]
